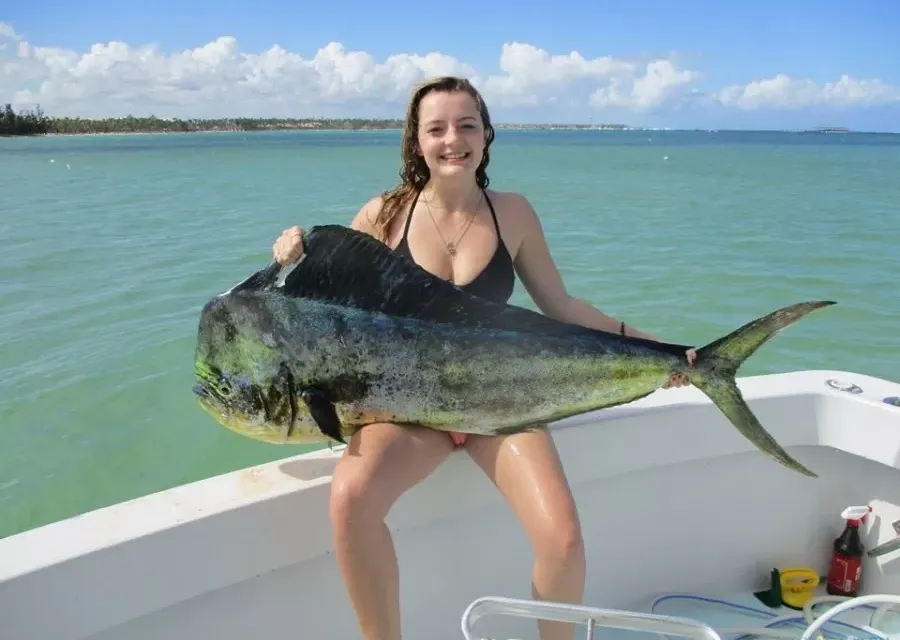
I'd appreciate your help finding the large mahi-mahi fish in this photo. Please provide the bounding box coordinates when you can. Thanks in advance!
[193,224,834,477]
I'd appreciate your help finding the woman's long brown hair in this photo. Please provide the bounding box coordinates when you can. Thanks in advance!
[372,76,496,242]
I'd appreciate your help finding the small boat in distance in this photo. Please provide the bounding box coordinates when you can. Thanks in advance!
[799,127,852,134]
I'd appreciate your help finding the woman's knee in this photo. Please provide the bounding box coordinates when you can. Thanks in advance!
[329,449,400,528]
[534,512,585,564]
[329,465,384,528]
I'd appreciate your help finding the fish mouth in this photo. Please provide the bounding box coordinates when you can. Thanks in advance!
[193,381,226,406]
[193,384,258,435]
[192,372,298,444]
[193,383,226,417]
[192,378,233,419]
[194,394,302,445]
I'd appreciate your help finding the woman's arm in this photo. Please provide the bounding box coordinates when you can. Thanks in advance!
[508,194,695,381]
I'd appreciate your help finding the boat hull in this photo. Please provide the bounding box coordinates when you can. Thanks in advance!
[2,370,900,640]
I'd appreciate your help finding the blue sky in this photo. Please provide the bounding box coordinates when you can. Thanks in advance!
[3,0,899,130]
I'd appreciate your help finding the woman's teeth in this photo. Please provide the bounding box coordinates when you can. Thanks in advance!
[442,152,468,160]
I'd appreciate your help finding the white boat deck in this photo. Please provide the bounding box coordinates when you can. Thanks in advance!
[2,369,900,640]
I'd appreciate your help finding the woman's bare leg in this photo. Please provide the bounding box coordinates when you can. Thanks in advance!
[329,423,455,640]
[466,427,586,640]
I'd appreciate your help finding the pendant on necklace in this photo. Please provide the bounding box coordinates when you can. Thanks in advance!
[447,244,457,256]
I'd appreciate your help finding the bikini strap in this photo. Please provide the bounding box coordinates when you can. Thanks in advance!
[482,189,502,236]
[401,190,421,240]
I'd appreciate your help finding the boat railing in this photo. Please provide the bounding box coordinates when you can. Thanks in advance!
[460,596,724,640]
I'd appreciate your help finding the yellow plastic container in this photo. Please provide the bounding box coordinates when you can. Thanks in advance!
[778,567,820,609]
[754,567,820,610]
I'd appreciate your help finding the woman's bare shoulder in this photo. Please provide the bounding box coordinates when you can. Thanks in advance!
[487,188,537,211]
[485,188,542,234]
[350,195,385,234]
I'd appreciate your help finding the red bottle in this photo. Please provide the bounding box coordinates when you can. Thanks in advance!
[826,506,869,597]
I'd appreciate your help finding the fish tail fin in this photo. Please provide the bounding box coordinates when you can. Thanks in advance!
[685,300,836,478]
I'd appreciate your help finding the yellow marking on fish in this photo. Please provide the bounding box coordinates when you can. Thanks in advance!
[438,362,476,389]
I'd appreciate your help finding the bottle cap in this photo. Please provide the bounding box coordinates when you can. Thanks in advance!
[841,505,871,525]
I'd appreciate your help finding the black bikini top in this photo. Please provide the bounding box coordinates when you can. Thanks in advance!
[393,189,516,305]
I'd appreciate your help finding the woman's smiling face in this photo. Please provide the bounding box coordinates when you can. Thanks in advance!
[416,89,486,179]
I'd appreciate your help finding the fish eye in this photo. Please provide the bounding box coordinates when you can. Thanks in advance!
[217,374,233,395]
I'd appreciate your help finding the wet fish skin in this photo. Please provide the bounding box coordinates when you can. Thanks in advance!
[192,225,834,478]
[196,292,673,440]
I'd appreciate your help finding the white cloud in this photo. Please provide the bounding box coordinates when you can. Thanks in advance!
[717,73,900,110]
[589,59,700,109]
[1,22,898,120]
[476,42,644,108]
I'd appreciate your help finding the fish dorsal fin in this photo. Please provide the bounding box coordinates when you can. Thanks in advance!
[278,225,504,324]
[277,225,591,335]
[229,261,282,294]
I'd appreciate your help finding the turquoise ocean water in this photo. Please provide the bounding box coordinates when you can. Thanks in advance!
[1,129,898,540]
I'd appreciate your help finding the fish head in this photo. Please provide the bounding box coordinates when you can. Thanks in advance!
[193,290,298,444]
[192,360,298,444]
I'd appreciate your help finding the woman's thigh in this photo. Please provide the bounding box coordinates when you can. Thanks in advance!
[465,427,582,547]
[330,422,456,521]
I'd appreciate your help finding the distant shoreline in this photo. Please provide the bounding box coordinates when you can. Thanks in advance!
[37,125,628,137]
[4,104,898,137]
[10,125,898,138]
[23,130,900,139]
[2,110,896,138]
[10,119,636,137]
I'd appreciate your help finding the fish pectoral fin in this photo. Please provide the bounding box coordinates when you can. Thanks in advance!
[300,388,345,444]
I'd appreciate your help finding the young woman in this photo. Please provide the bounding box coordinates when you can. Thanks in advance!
[272,75,695,640]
